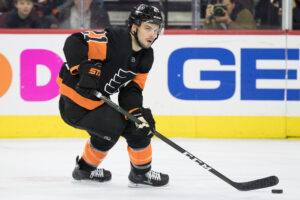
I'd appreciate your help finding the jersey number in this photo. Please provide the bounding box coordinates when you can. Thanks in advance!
[82,31,108,43]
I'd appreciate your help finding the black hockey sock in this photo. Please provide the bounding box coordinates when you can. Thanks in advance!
[130,162,151,175]
[78,157,97,171]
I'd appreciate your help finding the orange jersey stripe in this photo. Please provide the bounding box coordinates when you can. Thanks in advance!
[88,41,107,60]
[129,108,139,113]
[127,144,152,166]
[85,31,107,61]
[70,65,79,75]
[124,108,139,120]
[82,140,108,166]
[56,77,104,110]
[133,73,148,90]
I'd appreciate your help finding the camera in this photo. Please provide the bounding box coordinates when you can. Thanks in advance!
[211,3,227,17]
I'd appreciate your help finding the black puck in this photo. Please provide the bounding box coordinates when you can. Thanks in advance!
[272,189,283,194]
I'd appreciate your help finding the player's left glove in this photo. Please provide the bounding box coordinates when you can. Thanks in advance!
[78,60,102,89]
[131,108,155,138]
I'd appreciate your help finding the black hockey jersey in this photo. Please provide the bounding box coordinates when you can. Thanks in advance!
[56,27,154,110]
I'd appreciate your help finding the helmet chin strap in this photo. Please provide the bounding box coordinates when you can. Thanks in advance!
[132,29,144,49]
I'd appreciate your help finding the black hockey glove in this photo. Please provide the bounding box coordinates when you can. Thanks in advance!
[131,108,155,138]
[78,60,102,89]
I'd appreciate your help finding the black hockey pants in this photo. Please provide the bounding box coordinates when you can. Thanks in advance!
[59,95,150,151]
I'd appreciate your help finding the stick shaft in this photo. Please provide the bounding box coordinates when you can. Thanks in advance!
[94,91,279,191]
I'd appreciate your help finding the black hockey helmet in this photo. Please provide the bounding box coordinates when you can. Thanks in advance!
[128,4,163,29]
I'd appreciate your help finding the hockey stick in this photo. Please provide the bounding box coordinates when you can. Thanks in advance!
[93,91,279,191]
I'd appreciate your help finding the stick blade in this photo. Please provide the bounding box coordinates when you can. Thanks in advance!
[233,176,279,191]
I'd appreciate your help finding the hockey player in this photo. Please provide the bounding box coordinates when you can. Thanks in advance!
[57,4,169,187]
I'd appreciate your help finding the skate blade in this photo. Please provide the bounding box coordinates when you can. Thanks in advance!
[72,179,111,185]
[128,181,152,188]
[128,181,169,188]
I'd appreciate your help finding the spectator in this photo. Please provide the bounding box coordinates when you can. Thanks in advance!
[293,0,300,29]
[204,0,256,29]
[35,0,67,16]
[33,0,68,28]
[255,0,282,29]
[118,0,149,4]
[235,0,254,13]
[0,0,42,28]
[0,0,12,14]
[56,0,109,29]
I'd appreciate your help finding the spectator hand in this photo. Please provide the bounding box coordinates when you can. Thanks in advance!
[131,108,155,138]
[78,60,102,89]
[215,9,232,24]
[205,4,213,23]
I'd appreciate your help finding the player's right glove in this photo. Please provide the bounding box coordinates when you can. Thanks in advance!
[131,108,155,138]
[78,60,102,89]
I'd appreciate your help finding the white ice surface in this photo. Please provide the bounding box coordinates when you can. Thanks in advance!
[0,138,299,200]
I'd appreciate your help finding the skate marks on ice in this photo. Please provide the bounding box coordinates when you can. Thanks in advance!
[0,138,299,200]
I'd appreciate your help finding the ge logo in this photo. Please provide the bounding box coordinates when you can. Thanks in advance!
[0,53,12,98]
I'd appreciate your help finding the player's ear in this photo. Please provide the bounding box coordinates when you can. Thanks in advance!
[131,24,137,34]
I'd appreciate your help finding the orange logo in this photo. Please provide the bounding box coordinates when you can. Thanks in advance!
[0,53,12,98]
[89,68,101,77]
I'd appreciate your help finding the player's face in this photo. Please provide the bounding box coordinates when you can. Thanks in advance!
[136,22,160,49]
[15,0,33,18]
[222,0,233,14]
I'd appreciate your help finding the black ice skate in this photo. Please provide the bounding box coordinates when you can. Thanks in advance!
[128,169,169,187]
[72,156,111,182]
